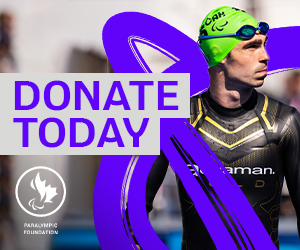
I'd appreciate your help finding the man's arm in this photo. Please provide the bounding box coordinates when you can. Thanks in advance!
[283,108,300,237]
[146,150,169,214]
[128,95,193,245]
[126,151,169,247]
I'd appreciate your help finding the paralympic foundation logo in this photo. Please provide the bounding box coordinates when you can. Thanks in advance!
[15,166,66,217]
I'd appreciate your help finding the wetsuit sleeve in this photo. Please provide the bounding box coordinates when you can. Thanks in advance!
[282,108,300,237]
[126,151,169,246]
[145,96,195,214]
[146,150,169,214]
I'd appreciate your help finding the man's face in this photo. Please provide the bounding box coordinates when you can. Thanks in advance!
[222,33,269,88]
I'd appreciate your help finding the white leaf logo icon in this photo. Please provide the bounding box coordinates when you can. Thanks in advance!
[28,172,58,210]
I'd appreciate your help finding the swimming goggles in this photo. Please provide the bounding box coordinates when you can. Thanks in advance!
[198,22,269,41]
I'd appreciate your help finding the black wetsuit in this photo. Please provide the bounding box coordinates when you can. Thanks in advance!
[145,89,300,250]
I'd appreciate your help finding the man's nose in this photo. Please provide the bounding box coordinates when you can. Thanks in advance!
[260,47,270,63]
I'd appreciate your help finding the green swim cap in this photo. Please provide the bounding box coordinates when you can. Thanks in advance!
[199,6,258,68]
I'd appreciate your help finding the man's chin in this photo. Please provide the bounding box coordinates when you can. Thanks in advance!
[254,75,267,87]
[251,80,264,88]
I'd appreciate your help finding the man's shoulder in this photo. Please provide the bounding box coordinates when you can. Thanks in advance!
[257,91,300,123]
[190,89,207,106]
[190,89,208,99]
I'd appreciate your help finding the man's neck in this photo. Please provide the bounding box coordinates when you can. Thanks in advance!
[208,85,253,108]
[208,70,254,108]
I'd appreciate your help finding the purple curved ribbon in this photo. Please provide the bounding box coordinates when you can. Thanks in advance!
[94,11,297,250]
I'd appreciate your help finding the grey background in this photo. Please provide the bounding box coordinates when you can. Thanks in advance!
[0,0,298,250]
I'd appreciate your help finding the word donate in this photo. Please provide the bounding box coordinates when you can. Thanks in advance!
[0,73,189,155]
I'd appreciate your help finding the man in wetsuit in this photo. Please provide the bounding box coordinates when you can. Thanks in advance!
[139,6,300,250]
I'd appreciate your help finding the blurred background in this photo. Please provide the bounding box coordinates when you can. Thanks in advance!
[0,0,299,249]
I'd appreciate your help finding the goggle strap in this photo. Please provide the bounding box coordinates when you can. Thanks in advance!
[198,33,237,40]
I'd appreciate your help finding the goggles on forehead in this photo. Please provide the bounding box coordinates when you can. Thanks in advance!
[198,22,269,42]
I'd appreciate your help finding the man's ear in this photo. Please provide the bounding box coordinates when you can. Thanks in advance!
[221,55,228,65]
[214,60,225,70]
[221,51,231,65]
[208,63,223,74]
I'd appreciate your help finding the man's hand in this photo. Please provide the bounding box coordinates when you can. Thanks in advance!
[136,245,140,250]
